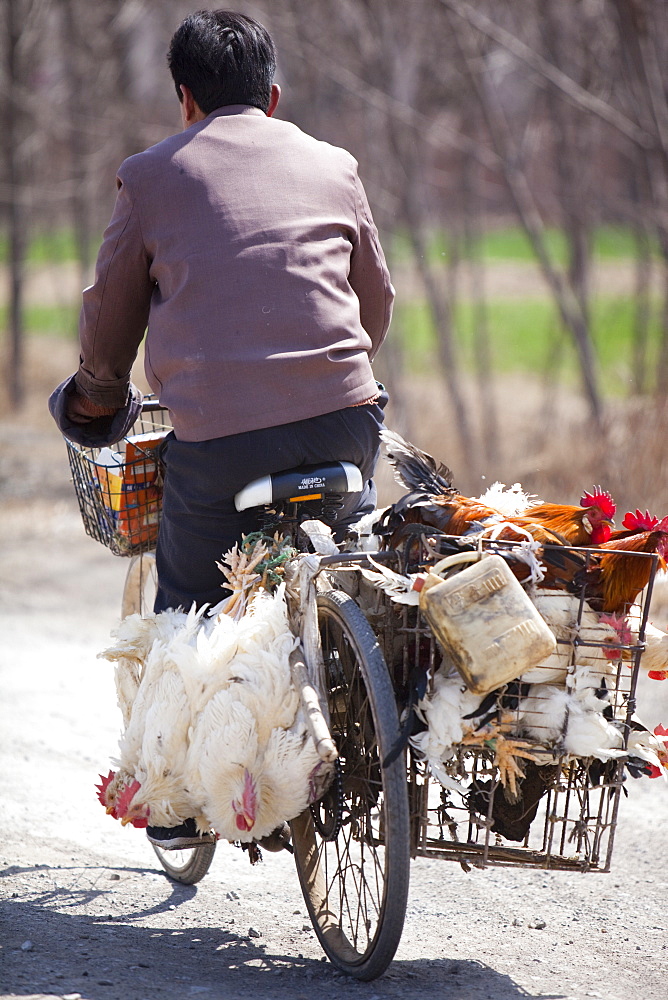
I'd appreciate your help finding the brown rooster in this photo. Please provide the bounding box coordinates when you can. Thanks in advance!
[508,488,616,546]
[607,508,659,544]
[577,511,668,614]
[381,430,615,547]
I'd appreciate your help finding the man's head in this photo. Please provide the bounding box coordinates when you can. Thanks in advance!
[168,9,277,116]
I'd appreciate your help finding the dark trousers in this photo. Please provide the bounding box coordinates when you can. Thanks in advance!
[154,392,388,612]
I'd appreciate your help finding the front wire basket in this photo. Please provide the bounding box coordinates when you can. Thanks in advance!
[363,530,659,872]
[66,403,172,557]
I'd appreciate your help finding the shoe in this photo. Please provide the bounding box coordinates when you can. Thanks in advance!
[146,818,215,851]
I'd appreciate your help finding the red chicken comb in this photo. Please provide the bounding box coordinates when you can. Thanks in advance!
[116,779,151,830]
[600,613,632,642]
[116,779,141,819]
[95,770,116,807]
[599,613,632,659]
[654,724,668,741]
[621,509,659,531]
[580,487,616,517]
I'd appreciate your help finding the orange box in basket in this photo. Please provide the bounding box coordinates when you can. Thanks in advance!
[117,430,169,545]
[93,450,124,511]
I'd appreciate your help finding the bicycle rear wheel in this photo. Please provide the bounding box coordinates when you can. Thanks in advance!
[291,590,410,980]
[121,551,217,885]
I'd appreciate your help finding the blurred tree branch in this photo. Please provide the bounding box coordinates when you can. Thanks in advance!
[439,0,655,148]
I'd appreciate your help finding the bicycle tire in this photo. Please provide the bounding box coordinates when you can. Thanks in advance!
[291,590,410,981]
[149,841,217,885]
[121,551,217,885]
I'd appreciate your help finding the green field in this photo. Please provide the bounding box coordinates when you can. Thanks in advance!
[1,222,656,267]
[1,225,661,393]
[394,294,661,392]
[393,224,658,266]
[0,304,80,338]
[0,229,90,265]
[476,225,654,262]
[2,290,660,395]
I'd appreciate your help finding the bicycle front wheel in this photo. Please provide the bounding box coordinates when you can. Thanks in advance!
[291,590,410,981]
[149,841,217,885]
[121,551,158,619]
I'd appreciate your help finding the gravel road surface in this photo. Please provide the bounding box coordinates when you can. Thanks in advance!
[1,358,667,1000]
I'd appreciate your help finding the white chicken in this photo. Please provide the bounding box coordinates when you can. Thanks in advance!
[516,658,635,762]
[411,668,543,797]
[344,507,390,552]
[98,586,333,842]
[622,603,668,680]
[116,633,203,828]
[516,684,571,745]
[102,604,202,726]
[520,589,620,685]
[410,669,485,772]
[186,694,326,841]
[561,682,625,761]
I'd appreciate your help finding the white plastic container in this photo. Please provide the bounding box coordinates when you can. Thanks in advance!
[419,552,556,696]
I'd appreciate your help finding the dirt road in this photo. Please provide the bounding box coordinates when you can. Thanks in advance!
[1,353,668,1000]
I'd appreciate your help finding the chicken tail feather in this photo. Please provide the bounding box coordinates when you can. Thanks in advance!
[381,429,456,495]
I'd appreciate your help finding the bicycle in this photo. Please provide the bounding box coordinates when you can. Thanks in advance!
[65,398,659,981]
[66,397,411,978]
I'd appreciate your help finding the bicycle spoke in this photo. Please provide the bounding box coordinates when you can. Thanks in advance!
[291,591,410,979]
[318,620,387,949]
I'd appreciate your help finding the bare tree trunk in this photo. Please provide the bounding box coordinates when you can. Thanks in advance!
[541,0,593,325]
[376,0,476,469]
[446,6,603,425]
[611,0,668,398]
[631,219,652,394]
[537,318,566,450]
[461,155,498,463]
[407,205,476,469]
[60,0,92,287]
[656,261,668,398]
[5,0,25,408]
[373,296,411,440]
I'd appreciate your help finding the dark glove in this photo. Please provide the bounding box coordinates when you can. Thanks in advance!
[49,374,143,447]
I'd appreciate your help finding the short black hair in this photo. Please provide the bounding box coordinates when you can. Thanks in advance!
[167,9,276,114]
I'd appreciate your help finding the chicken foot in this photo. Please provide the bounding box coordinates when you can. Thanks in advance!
[461,722,542,800]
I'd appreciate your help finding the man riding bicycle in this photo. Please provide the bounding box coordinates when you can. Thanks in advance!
[49,8,393,848]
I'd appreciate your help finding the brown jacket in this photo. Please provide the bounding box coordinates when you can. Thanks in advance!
[76,105,394,442]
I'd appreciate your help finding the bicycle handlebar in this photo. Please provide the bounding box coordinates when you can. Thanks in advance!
[141,398,166,413]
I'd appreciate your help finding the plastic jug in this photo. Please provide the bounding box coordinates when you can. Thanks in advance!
[419,552,556,695]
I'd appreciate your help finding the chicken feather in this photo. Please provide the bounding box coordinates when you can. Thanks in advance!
[99,586,330,840]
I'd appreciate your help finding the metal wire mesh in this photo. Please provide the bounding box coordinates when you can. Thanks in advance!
[368,531,659,872]
[66,405,171,557]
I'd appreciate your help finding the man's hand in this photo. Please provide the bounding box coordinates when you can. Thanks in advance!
[66,392,119,425]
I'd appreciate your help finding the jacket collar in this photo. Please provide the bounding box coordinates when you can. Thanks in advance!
[205,105,267,120]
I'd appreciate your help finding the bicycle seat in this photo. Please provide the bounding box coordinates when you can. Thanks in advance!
[234,462,364,512]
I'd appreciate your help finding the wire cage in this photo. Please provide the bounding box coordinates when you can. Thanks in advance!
[362,530,661,872]
[66,402,172,557]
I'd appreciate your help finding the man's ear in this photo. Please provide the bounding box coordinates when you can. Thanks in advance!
[179,83,195,122]
[266,83,281,118]
[180,84,202,127]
